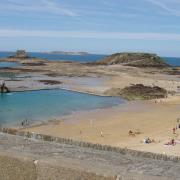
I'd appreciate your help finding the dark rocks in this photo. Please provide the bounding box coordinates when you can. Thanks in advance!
[105,84,167,100]
[22,62,46,66]
[38,80,62,85]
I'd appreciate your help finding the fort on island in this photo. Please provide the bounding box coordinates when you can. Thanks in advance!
[9,50,29,59]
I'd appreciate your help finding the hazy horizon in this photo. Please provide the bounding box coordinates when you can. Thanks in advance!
[0,50,180,58]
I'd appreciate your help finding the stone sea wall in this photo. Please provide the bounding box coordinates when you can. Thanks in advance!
[0,154,114,180]
[1,128,180,163]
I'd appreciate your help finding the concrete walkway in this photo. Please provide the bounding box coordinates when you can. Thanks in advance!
[0,133,179,180]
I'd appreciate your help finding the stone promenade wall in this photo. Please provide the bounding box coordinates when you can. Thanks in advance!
[1,128,180,163]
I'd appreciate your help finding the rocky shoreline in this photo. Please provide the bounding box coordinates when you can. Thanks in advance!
[0,52,180,100]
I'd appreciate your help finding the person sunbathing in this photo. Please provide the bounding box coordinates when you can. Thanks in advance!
[128,130,135,136]
[164,139,176,146]
[143,137,155,144]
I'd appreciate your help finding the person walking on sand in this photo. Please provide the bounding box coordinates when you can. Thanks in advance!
[173,127,176,134]
[21,121,24,127]
[100,131,103,137]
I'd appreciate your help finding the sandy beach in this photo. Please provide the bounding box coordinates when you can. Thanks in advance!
[25,96,180,157]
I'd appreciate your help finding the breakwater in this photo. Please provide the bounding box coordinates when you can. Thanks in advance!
[1,127,180,163]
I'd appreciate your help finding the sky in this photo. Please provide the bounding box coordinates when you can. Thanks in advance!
[0,0,180,56]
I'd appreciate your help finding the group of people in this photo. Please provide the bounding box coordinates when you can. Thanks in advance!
[143,137,155,144]
[21,119,30,127]
[172,117,180,134]
[165,119,180,146]
[164,139,176,146]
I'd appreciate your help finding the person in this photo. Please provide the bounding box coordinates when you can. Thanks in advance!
[146,138,151,144]
[143,137,155,144]
[0,80,9,93]
[171,139,175,146]
[100,131,103,137]
[128,130,135,136]
[164,139,176,146]
[25,119,29,126]
[173,127,176,134]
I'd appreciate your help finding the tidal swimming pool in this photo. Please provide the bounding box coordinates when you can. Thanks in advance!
[0,62,20,68]
[0,89,124,127]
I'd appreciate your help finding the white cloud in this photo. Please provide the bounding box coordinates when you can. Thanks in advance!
[147,0,180,16]
[1,29,180,41]
[0,0,77,17]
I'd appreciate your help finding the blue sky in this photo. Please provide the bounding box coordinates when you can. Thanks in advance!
[0,0,180,56]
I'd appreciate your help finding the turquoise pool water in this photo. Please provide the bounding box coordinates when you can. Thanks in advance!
[0,89,124,127]
[0,62,20,68]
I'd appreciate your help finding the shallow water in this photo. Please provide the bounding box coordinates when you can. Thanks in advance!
[0,89,124,127]
[0,62,20,68]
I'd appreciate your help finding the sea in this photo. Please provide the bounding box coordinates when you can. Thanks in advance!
[0,52,179,127]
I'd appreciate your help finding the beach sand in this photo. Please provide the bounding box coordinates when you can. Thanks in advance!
[25,96,180,157]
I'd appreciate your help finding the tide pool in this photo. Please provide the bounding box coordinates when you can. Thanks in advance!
[0,89,124,127]
[0,62,20,68]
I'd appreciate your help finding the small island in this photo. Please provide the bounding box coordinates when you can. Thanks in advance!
[9,50,29,59]
[91,52,170,68]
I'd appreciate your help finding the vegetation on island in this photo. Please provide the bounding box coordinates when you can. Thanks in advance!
[105,84,168,100]
[92,53,170,68]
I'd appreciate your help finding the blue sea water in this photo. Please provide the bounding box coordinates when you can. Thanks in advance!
[0,52,106,63]
[0,89,123,127]
[162,57,180,67]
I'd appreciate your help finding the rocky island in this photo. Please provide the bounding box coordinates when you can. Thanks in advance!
[91,52,170,67]
[0,52,178,98]
[9,50,29,59]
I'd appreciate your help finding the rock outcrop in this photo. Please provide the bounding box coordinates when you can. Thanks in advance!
[92,53,170,68]
[105,84,167,100]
